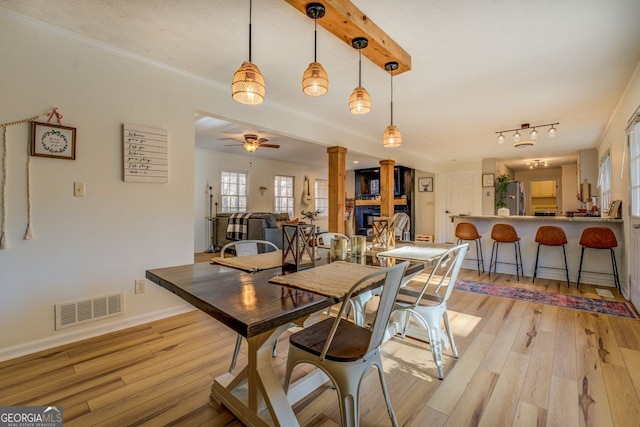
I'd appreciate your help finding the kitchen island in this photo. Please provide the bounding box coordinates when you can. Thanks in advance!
[452,215,624,287]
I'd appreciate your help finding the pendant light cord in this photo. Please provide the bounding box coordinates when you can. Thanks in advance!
[248,0,252,62]
[313,18,317,62]
[358,48,362,87]
[390,70,394,125]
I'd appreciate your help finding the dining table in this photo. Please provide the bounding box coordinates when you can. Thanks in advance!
[146,243,450,427]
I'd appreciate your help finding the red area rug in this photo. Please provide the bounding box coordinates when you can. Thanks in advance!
[455,279,637,319]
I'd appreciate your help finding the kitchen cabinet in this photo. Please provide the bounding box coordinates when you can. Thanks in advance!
[531,180,556,197]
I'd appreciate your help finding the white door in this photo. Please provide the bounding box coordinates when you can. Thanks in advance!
[628,119,640,308]
[444,171,475,243]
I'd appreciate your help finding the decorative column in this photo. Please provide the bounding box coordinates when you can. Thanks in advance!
[379,159,395,218]
[327,146,346,233]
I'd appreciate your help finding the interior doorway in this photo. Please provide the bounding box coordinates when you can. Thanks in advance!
[443,171,475,243]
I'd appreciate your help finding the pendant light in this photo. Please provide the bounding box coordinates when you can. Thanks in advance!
[302,3,328,96]
[349,37,371,114]
[231,0,265,105]
[382,61,401,147]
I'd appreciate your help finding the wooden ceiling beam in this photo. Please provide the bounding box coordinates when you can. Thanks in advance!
[284,0,412,74]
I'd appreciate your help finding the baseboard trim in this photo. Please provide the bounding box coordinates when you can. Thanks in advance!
[0,305,196,363]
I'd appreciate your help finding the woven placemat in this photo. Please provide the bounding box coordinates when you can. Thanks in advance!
[210,251,283,272]
[376,246,447,262]
[270,261,382,298]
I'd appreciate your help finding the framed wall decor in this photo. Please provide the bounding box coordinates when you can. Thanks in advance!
[30,122,76,160]
[418,177,433,192]
[482,173,495,187]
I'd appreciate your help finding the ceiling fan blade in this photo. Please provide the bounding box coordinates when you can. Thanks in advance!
[257,138,269,143]
[259,144,280,149]
[221,137,242,142]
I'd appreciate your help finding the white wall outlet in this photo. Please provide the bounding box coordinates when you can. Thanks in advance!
[135,279,146,294]
[74,182,86,197]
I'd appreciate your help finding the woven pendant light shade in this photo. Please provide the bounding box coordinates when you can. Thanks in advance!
[232,61,266,105]
[382,125,402,147]
[349,86,371,114]
[302,62,328,96]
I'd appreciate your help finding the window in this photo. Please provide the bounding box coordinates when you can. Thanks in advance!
[598,152,611,213]
[315,179,328,216]
[220,170,247,213]
[274,175,294,216]
[631,122,640,216]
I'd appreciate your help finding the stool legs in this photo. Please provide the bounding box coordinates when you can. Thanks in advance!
[577,246,620,290]
[457,238,484,275]
[489,240,522,281]
[533,243,570,287]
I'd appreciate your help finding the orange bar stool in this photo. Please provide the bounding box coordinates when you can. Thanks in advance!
[489,223,523,280]
[533,226,570,287]
[577,227,620,290]
[455,222,484,274]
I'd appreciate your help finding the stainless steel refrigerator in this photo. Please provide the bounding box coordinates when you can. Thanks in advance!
[496,181,526,215]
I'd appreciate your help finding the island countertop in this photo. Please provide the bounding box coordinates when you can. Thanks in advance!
[452,214,622,223]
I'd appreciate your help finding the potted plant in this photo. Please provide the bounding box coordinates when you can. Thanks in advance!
[495,174,511,216]
[300,209,322,226]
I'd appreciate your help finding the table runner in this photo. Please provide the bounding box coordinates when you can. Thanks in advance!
[269,261,382,298]
[376,246,447,262]
[210,250,283,272]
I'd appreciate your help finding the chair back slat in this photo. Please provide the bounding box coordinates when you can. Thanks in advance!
[319,261,409,360]
[221,240,278,257]
[413,244,468,305]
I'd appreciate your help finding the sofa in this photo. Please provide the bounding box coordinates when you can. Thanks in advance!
[214,212,291,250]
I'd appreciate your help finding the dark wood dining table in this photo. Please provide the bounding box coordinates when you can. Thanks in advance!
[146,249,430,426]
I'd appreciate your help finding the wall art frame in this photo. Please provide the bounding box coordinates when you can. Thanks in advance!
[418,177,433,192]
[30,122,76,160]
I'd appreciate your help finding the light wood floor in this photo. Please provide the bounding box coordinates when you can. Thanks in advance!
[2,256,640,426]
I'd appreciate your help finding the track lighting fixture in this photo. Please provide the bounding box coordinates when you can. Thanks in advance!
[495,122,559,147]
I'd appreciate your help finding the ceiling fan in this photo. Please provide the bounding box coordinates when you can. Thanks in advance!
[223,134,280,153]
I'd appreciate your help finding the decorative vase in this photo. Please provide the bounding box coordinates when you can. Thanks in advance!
[498,207,510,216]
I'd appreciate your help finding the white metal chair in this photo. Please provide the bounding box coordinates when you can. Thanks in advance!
[393,212,411,241]
[220,239,278,258]
[316,232,350,247]
[221,240,279,373]
[390,243,468,379]
[284,261,409,427]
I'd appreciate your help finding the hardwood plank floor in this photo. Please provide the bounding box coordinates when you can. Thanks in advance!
[1,257,639,426]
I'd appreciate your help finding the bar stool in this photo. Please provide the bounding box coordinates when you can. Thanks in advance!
[489,223,523,280]
[455,222,484,274]
[533,226,570,287]
[577,227,620,290]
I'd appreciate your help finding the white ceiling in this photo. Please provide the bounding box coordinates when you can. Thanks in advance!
[4,0,640,171]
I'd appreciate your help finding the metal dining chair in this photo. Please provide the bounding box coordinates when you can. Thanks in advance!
[284,261,409,427]
[316,232,350,247]
[390,243,468,380]
[221,240,279,373]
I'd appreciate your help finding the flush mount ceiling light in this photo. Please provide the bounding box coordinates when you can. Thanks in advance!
[527,159,548,169]
[231,0,266,105]
[302,3,328,96]
[382,61,401,147]
[496,122,559,146]
[349,37,371,114]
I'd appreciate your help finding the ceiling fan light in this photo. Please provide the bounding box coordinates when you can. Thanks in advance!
[302,62,328,96]
[349,86,371,114]
[243,142,259,152]
[382,125,401,147]
[530,128,538,140]
[548,125,557,138]
[497,133,505,144]
[232,61,266,105]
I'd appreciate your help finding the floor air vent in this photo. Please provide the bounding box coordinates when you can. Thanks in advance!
[55,292,124,330]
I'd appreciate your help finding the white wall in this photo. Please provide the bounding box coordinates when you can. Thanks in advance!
[597,61,640,299]
[194,149,328,251]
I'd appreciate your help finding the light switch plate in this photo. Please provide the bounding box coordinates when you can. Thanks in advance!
[74,182,85,197]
